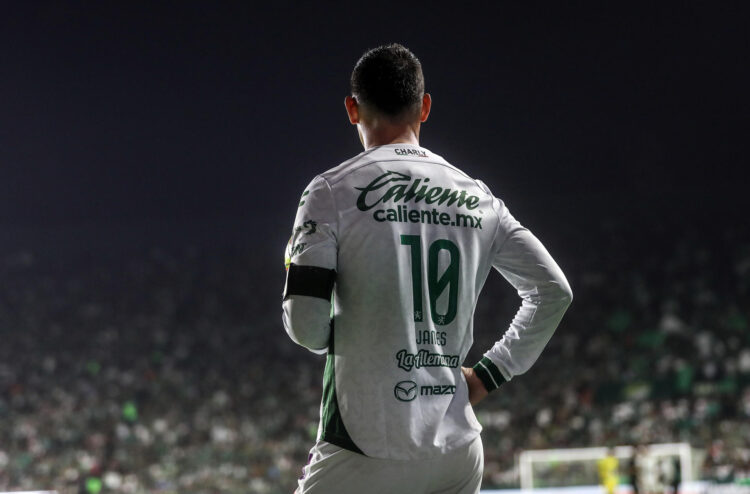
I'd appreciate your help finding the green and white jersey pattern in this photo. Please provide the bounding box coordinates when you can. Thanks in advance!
[283,143,572,461]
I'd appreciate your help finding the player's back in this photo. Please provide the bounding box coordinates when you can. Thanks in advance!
[318,143,501,460]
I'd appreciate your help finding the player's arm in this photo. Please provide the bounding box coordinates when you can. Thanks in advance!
[282,176,338,354]
[472,198,572,394]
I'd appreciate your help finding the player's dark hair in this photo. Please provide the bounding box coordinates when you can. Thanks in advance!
[350,43,424,121]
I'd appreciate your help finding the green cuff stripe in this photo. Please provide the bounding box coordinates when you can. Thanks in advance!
[473,357,506,391]
[473,363,497,392]
[481,357,505,385]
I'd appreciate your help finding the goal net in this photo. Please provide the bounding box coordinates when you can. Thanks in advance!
[518,443,697,490]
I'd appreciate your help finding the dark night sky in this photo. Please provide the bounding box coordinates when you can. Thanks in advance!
[1,2,748,252]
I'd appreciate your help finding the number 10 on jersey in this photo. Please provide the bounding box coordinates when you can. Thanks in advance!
[400,234,460,326]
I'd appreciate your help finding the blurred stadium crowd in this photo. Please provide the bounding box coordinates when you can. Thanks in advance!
[0,218,748,493]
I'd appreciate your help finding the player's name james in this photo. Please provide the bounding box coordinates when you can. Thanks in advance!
[355,171,480,212]
[396,348,460,372]
[416,329,446,346]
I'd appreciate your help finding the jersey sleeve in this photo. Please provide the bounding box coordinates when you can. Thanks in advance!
[472,196,573,392]
[282,176,339,354]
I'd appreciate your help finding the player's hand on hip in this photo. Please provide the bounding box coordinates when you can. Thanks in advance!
[461,366,489,406]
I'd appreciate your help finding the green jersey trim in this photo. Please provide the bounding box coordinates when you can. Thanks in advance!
[473,356,506,392]
[320,320,364,455]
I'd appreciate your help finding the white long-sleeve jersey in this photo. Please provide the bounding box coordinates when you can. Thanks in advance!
[283,143,572,460]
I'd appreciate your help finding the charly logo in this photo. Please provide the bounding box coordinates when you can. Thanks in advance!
[394,380,418,402]
[355,171,480,212]
[298,190,309,207]
[394,148,427,157]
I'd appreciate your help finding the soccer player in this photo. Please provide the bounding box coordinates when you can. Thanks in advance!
[283,44,572,494]
[598,448,619,494]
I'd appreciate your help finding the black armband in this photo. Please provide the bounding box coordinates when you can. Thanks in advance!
[283,263,336,301]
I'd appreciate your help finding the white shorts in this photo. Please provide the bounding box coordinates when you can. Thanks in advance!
[296,435,483,494]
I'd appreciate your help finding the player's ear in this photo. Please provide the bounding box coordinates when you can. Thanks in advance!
[345,96,360,125]
[419,93,431,123]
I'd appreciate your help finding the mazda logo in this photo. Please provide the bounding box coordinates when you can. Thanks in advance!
[394,380,418,402]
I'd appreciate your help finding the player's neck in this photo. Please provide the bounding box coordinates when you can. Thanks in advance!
[359,122,421,149]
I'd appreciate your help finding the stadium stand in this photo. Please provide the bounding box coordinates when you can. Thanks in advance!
[0,217,747,493]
